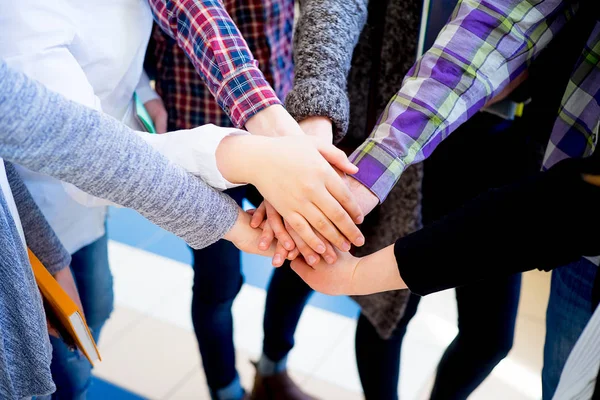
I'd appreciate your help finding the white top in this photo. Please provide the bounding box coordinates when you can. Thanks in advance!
[0,160,25,247]
[67,125,249,207]
[553,302,600,399]
[0,0,153,253]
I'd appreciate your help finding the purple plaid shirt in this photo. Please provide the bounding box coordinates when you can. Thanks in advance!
[351,0,600,202]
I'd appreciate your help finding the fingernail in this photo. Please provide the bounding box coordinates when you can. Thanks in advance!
[316,244,326,254]
[284,241,293,251]
[273,255,282,265]
[355,236,365,246]
[259,240,268,249]
[307,255,317,265]
[356,215,364,224]
[324,255,335,264]
[341,241,351,251]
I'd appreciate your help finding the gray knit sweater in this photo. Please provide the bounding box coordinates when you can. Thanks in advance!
[0,59,238,398]
[286,0,423,339]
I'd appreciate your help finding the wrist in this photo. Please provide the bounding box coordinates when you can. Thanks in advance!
[298,116,333,142]
[216,135,267,184]
[245,105,305,137]
[223,208,248,245]
[352,245,404,294]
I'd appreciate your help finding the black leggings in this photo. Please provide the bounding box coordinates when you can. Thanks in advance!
[355,274,521,400]
[355,111,538,400]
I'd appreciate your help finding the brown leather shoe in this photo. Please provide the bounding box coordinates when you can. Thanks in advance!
[250,362,318,400]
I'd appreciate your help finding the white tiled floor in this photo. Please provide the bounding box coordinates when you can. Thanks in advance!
[95,241,552,399]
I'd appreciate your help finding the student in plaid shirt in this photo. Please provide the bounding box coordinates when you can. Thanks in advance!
[146,3,318,399]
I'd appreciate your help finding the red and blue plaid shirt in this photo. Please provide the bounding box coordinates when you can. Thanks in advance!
[148,0,294,130]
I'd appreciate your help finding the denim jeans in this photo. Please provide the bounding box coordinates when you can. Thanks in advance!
[191,188,310,399]
[47,234,114,399]
[542,257,598,399]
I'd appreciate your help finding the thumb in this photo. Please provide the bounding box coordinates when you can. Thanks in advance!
[315,141,358,175]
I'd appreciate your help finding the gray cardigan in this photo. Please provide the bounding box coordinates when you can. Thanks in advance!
[0,59,238,398]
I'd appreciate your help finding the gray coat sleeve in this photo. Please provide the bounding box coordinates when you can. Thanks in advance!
[285,0,368,142]
[0,61,238,250]
[4,162,71,275]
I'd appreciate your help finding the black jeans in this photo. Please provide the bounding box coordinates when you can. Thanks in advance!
[355,112,540,399]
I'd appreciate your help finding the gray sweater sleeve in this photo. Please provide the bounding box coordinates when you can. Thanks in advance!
[285,0,368,142]
[4,162,71,275]
[0,61,238,250]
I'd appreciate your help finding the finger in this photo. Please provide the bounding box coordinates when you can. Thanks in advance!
[325,172,365,225]
[316,141,359,175]
[265,203,295,251]
[285,212,327,256]
[287,248,300,260]
[251,202,267,228]
[315,190,365,248]
[285,220,321,266]
[318,231,338,264]
[259,221,275,251]
[301,202,354,252]
[272,241,288,267]
[246,209,256,216]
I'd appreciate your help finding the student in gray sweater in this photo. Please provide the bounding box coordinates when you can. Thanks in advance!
[0,58,362,398]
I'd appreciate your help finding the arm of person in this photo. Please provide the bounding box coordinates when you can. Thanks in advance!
[135,69,168,134]
[0,60,270,253]
[349,0,572,203]
[148,0,305,136]
[5,162,71,275]
[293,152,600,296]
[285,0,369,143]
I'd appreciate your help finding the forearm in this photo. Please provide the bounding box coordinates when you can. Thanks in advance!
[0,61,238,250]
[350,0,569,201]
[5,162,71,273]
[394,156,600,296]
[148,0,280,127]
[285,0,368,141]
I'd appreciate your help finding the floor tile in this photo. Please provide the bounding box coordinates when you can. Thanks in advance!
[108,241,190,314]
[94,316,201,399]
[232,285,268,358]
[518,270,551,324]
[311,322,362,393]
[303,375,364,400]
[164,366,210,400]
[286,306,354,375]
[98,306,148,350]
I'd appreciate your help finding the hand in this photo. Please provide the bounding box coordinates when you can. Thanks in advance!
[291,245,405,296]
[268,174,379,265]
[217,135,365,253]
[346,175,379,216]
[245,104,305,137]
[144,98,168,134]
[249,116,335,266]
[223,208,278,257]
[48,267,85,337]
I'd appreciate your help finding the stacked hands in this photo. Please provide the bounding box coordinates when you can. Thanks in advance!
[143,103,401,296]
[216,108,383,296]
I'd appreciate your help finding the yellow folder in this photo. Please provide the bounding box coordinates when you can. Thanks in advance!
[28,249,101,365]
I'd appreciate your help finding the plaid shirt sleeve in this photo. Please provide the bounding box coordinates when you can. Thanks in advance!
[349,0,574,201]
[148,0,282,128]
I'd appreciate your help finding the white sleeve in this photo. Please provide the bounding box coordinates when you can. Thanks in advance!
[135,69,160,104]
[136,124,250,191]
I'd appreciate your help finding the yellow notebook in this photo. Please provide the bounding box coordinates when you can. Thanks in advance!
[28,249,101,365]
